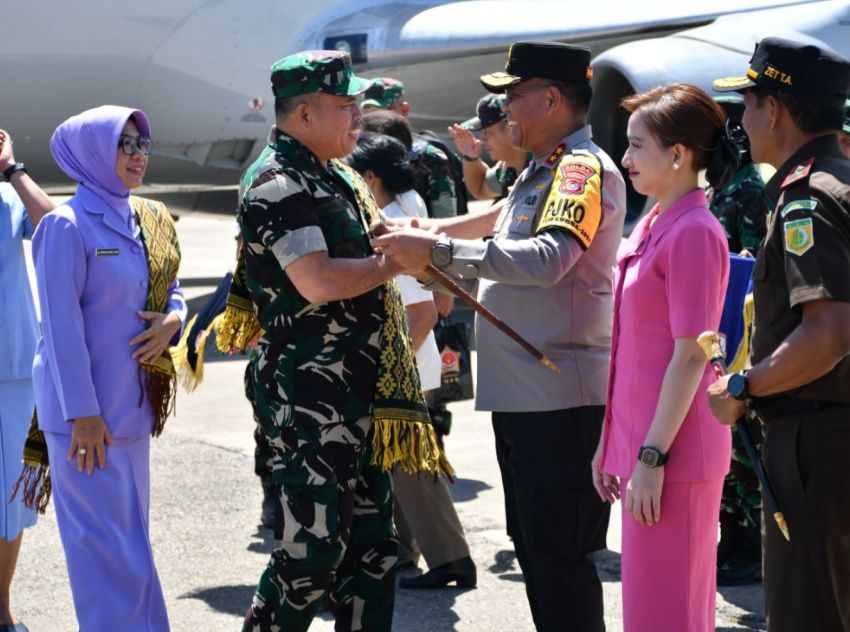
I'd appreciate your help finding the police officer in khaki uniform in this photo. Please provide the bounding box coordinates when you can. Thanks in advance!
[709,37,850,632]
[373,41,626,632]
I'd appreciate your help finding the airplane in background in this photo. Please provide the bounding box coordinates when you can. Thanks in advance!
[2,0,848,216]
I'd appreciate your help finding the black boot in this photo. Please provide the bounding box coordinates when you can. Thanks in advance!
[398,556,477,589]
[717,521,762,586]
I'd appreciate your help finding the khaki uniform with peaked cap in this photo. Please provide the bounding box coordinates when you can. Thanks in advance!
[241,50,398,632]
[451,40,625,632]
[714,37,850,632]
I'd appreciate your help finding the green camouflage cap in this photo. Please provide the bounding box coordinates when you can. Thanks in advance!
[271,50,371,98]
[461,94,508,131]
[361,78,405,109]
[844,99,850,134]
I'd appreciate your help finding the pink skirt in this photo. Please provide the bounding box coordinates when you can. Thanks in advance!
[621,478,724,632]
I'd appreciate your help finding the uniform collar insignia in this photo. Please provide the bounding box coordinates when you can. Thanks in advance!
[544,143,567,168]
[780,157,815,189]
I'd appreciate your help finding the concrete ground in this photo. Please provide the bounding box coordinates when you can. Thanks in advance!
[12,207,766,631]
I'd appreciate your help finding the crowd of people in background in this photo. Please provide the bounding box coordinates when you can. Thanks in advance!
[1,33,849,632]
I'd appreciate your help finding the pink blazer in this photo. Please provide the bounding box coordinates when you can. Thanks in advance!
[601,189,732,482]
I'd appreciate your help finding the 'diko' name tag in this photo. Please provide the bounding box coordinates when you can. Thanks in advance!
[96,248,120,257]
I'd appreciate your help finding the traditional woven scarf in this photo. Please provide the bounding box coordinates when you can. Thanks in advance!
[219,162,451,475]
[12,196,181,512]
[132,196,182,436]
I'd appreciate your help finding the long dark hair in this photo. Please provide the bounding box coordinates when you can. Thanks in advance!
[621,83,740,190]
[346,132,416,196]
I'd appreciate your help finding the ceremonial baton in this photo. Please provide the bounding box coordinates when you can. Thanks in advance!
[371,221,559,374]
[697,331,790,541]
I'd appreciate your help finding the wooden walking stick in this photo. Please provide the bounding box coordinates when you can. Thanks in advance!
[698,331,790,541]
[371,221,559,374]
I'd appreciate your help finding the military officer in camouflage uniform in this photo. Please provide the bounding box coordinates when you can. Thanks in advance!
[708,95,771,585]
[238,50,407,632]
[708,95,771,256]
[362,77,465,218]
[448,94,531,201]
[710,38,850,632]
[374,42,626,632]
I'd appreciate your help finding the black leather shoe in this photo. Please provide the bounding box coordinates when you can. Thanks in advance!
[399,556,476,589]
[717,552,762,586]
[396,558,417,573]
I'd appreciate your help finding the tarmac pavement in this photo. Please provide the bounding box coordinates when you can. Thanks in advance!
[13,208,767,631]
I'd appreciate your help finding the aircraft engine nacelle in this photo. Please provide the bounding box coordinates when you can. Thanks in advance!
[587,0,850,225]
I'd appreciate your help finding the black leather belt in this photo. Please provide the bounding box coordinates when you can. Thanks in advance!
[754,396,849,423]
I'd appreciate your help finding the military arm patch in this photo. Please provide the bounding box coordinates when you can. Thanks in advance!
[784,218,814,255]
[780,199,817,218]
[535,152,602,248]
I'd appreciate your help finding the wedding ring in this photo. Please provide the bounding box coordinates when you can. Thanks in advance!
[78,448,88,456]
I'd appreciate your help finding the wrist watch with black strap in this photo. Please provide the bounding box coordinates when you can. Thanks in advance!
[2,162,26,181]
[638,445,668,468]
[431,236,453,268]
[727,370,749,401]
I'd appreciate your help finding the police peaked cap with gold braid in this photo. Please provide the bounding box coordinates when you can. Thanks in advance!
[713,37,850,106]
[271,50,371,99]
[481,41,593,93]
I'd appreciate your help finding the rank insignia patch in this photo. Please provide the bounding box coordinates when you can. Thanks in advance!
[780,157,814,189]
[784,218,814,256]
[544,143,566,167]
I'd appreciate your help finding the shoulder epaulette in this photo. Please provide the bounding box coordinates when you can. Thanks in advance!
[780,157,815,189]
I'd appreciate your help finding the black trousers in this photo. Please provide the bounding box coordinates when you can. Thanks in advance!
[492,407,610,632]
[762,406,850,632]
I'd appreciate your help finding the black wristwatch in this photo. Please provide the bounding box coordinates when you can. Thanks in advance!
[638,446,668,468]
[2,162,26,181]
[727,371,749,401]
[431,236,453,268]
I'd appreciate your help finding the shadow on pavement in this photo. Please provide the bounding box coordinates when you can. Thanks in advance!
[246,527,278,555]
[179,584,254,617]
[488,549,524,583]
[447,477,492,503]
[717,584,766,631]
[395,575,464,631]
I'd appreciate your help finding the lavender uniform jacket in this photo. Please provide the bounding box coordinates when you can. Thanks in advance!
[31,186,186,438]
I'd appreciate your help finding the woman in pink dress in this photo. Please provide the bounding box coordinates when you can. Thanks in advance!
[592,83,738,632]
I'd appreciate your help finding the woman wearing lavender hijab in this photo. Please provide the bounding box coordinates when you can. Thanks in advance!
[31,106,185,630]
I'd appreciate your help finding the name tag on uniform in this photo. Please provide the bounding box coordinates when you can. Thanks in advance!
[96,248,120,256]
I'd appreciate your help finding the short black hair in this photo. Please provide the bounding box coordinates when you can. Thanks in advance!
[274,94,313,119]
[345,132,416,196]
[361,110,414,150]
[549,80,592,114]
[750,84,844,134]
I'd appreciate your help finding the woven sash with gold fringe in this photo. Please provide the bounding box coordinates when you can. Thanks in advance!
[12,196,181,512]
[335,161,451,476]
[218,162,451,475]
[132,196,182,437]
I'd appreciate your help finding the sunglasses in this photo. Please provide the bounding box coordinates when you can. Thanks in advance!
[118,134,152,156]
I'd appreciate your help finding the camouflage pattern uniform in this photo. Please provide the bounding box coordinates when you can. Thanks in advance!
[708,160,770,255]
[239,51,396,632]
[413,135,459,218]
[361,77,460,218]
